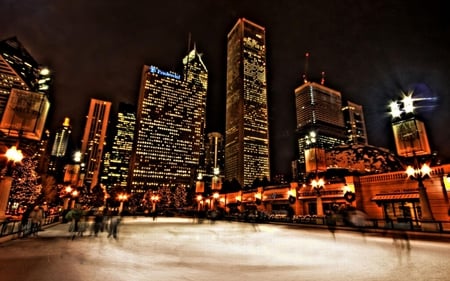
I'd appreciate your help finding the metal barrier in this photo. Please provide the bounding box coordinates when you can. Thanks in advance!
[0,215,61,238]
[289,216,450,233]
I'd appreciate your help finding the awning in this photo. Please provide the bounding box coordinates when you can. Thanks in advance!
[371,193,419,201]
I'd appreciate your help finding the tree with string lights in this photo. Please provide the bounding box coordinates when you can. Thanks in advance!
[9,157,42,209]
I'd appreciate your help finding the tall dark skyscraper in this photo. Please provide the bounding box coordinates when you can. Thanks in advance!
[342,100,368,146]
[0,37,43,116]
[225,18,270,187]
[103,102,136,191]
[80,98,111,189]
[51,117,72,157]
[0,37,51,149]
[47,117,72,181]
[129,47,208,194]
[294,81,346,175]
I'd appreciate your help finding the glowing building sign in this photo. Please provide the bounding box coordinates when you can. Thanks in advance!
[149,65,180,80]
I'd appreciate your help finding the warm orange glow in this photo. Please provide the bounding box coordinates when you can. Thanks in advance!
[117,193,128,201]
[406,166,415,177]
[421,164,431,176]
[406,164,431,178]
[213,192,219,199]
[196,195,203,201]
[311,178,325,188]
[5,146,23,162]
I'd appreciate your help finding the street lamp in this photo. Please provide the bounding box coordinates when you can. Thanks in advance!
[62,185,79,210]
[117,193,128,214]
[389,92,435,226]
[406,163,434,221]
[70,188,79,209]
[212,192,219,210]
[196,194,203,212]
[151,193,159,213]
[0,146,23,220]
[311,177,325,216]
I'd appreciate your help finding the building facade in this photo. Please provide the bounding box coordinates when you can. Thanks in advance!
[342,100,368,145]
[225,18,270,188]
[0,37,51,153]
[129,47,208,195]
[294,82,346,176]
[51,117,72,157]
[80,98,111,189]
[47,117,72,182]
[103,102,136,191]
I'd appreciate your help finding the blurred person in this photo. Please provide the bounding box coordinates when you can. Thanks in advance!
[30,205,44,237]
[393,231,411,264]
[65,205,84,240]
[325,210,336,240]
[107,211,121,239]
[93,210,104,237]
[19,206,31,238]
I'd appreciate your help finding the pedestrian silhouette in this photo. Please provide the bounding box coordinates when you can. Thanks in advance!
[325,211,336,240]
[65,205,84,240]
[393,231,411,264]
[107,212,121,239]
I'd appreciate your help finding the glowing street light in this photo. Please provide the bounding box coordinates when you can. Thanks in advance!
[0,146,24,220]
[117,193,128,214]
[406,163,434,221]
[311,177,325,216]
[196,194,203,211]
[151,193,159,213]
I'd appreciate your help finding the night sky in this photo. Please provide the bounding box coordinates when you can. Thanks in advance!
[1,0,449,175]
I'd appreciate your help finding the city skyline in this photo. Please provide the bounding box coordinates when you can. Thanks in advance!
[1,0,448,175]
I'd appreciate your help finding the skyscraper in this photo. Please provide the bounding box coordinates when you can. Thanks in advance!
[342,100,368,145]
[205,132,225,175]
[48,117,72,181]
[51,117,72,157]
[0,37,51,149]
[129,47,207,195]
[103,102,136,191]
[294,82,346,175]
[80,98,111,189]
[225,18,270,187]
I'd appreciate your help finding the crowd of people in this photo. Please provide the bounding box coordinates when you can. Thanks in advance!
[65,205,122,240]
[17,205,46,238]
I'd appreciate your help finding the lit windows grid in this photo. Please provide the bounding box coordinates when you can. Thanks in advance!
[225,18,270,187]
[107,104,136,189]
[131,63,207,193]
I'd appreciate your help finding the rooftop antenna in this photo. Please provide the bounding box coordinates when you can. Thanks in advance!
[321,71,325,85]
[184,32,192,81]
[302,52,309,84]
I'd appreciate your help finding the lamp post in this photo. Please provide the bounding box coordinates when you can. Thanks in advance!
[62,185,73,210]
[311,177,325,216]
[70,188,79,209]
[196,195,203,212]
[0,146,23,220]
[151,193,159,213]
[406,164,434,221]
[117,193,128,214]
[389,93,435,227]
[212,192,219,210]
